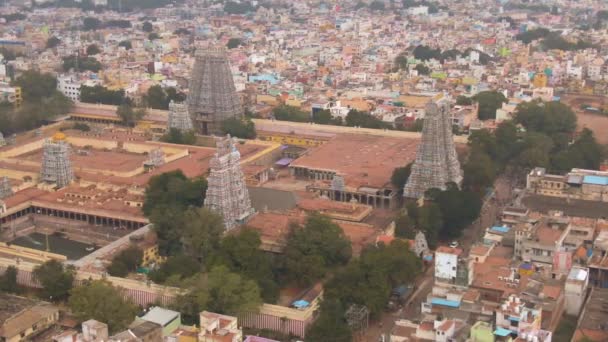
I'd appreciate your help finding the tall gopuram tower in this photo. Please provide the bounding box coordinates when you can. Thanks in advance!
[204,135,253,230]
[187,47,243,135]
[403,96,462,199]
[167,101,193,132]
[40,132,74,188]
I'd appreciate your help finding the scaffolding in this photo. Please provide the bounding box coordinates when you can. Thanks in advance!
[145,148,165,168]
[40,133,74,188]
[0,177,12,199]
[404,97,462,199]
[167,101,193,132]
[187,47,243,135]
[345,304,370,334]
[204,135,254,230]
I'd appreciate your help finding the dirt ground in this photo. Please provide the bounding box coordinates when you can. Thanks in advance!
[561,94,608,144]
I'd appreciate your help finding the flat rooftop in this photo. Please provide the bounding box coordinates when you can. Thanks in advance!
[522,194,608,219]
[18,148,149,173]
[290,133,419,189]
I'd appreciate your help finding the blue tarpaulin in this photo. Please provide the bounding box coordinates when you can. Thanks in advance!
[292,300,310,309]
[430,298,460,308]
[491,226,510,234]
[494,327,511,337]
[275,158,294,166]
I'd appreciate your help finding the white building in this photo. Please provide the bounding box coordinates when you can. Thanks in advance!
[407,6,429,16]
[435,246,462,284]
[57,75,81,102]
[565,267,589,316]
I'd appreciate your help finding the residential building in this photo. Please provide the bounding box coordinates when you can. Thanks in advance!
[57,75,82,102]
[199,311,243,342]
[138,307,181,337]
[0,294,59,342]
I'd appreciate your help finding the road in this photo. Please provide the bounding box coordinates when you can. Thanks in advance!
[362,174,516,341]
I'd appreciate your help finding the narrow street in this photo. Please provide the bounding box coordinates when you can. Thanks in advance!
[363,174,517,341]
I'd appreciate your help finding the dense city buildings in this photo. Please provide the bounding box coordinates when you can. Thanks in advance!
[0,0,607,341]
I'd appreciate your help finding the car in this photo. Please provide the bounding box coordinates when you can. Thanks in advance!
[449,241,459,248]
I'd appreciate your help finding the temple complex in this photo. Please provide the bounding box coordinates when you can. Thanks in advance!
[187,47,243,135]
[40,133,74,189]
[204,135,254,229]
[403,96,462,199]
[167,101,193,132]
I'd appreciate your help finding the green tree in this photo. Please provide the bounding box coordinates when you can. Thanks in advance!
[551,128,605,173]
[118,40,132,50]
[143,170,206,215]
[322,240,421,319]
[414,63,430,75]
[456,95,473,106]
[46,36,61,49]
[62,55,102,72]
[207,265,262,315]
[143,170,207,255]
[33,260,74,301]
[431,184,482,240]
[394,52,409,70]
[148,254,201,284]
[142,21,153,32]
[143,85,167,109]
[13,70,58,101]
[220,117,256,139]
[107,245,143,277]
[83,17,101,31]
[369,0,386,11]
[161,128,197,145]
[413,45,442,61]
[284,213,352,286]
[306,299,352,342]
[473,91,507,120]
[181,207,225,262]
[311,109,342,125]
[273,105,309,122]
[0,266,19,294]
[226,38,243,49]
[391,163,412,191]
[514,100,576,138]
[116,104,145,126]
[214,229,279,303]
[86,44,101,55]
[172,265,262,323]
[80,85,127,105]
[148,32,160,40]
[345,109,385,129]
[68,280,138,333]
[462,148,497,193]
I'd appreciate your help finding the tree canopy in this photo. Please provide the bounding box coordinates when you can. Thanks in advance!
[161,128,197,145]
[172,265,262,324]
[214,228,279,303]
[0,266,19,294]
[227,38,243,49]
[473,91,507,120]
[391,163,412,191]
[284,213,352,286]
[80,85,128,105]
[143,170,208,255]
[46,36,61,49]
[1,71,72,134]
[107,245,143,277]
[33,260,74,301]
[220,117,257,139]
[68,280,138,334]
[308,239,422,339]
[62,55,102,72]
[143,85,186,110]
[345,109,386,129]
[273,105,310,122]
[116,104,146,127]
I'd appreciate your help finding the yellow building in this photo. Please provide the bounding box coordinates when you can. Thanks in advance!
[141,243,165,266]
[532,73,548,88]
[257,131,328,147]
